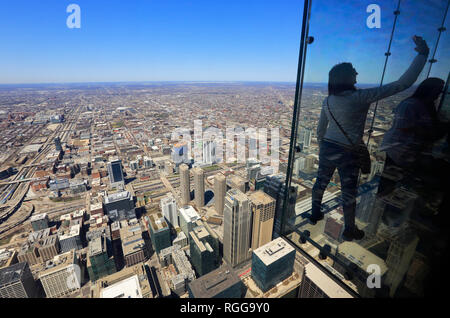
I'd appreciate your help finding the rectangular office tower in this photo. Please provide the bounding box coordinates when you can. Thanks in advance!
[30,213,49,231]
[299,262,353,298]
[223,189,252,267]
[148,213,172,254]
[104,191,136,222]
[178,205,201,240]
[0,262,39,298]
[107,158,125,189]
[248,191,276,250]
[160,194,179,228]
[39,250,81,298]
[179,164,191,205]
[189,220,220,277]
[87,235,116,281]
[264,174,297,237]
[193,167,205,208]
[187,263,244,298]
[214,173,226,215]
[54,137,62,152]
[251,237,295,292]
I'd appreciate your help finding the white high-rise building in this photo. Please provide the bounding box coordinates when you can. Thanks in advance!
[178,205,201,240]
[144,156,153,168]
[202,139,217,164]
[223,189,252,267]
[160,194,178,228]
[38,250,81,298]
[298,128,312,149]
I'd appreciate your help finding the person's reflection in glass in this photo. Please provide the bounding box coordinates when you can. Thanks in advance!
[309,36,429,241]
[379,77,450,226]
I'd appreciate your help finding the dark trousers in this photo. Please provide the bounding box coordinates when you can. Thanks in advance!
[312,140,360,231]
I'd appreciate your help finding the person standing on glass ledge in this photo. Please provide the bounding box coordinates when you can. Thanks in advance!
[308,36,429,241]
[379,77,450,226]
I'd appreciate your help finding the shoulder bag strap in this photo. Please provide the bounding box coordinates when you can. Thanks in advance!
[326,97,356,147]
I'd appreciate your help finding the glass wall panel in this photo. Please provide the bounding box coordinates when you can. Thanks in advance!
[282,0,450,298]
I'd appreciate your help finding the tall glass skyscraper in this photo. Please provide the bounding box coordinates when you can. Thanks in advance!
[107,158,124,189]
[223,189,252,267]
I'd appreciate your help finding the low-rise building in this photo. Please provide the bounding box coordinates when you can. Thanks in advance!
[187,263,244,298]
[30,213,49,232]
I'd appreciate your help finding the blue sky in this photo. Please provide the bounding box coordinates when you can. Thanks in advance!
[0,0,448,84]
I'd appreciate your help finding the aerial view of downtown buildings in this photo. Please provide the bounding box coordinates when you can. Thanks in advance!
[0,81,414,299]
[1,0,447,300]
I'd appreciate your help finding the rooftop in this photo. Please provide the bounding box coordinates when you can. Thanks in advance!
[38,250,76,278]
[121,232,145,257]
[253,237,295,266]
[248,190,275,205]
[188,263,241,298]
[337,242,388,275]
[59,224,81,240]
[105,191,131,204]
[0,262,28,286]
[100,275,142,298]
[303,262,353,298]
[226,188,248,202]
[30,213,48,222]
[88,236,105,256]
[179,205,200,223]
[94,263,151,298]
[148,213,169,232]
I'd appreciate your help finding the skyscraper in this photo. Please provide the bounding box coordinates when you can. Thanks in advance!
[384,228,419,297]
[54,137,62,152]
[202,139,217,164]
[299,262,353,298]
[147,213,172,254]
[179,164,191,206]
[251,237,295,292]
[178,205,201,240]
[107,158,124,189]
[193,167,205,208]
[264,174,297,237]
[160,194,179,228]
[189,220,219,277]
[172,142,189,165]
[334,241,388,298]
[0,262,39,298]
[223,189,252,267]
[248,191,276,250]
[103,191,136,222]
[39,250,81,298]
[214,173,226,215]
[298,128,312,149]
[87,235,116,281]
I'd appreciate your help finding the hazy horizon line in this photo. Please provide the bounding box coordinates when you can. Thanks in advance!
[0,80,382,87]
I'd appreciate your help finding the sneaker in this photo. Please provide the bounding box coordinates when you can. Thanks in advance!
[308,212,324,225]
[342,227,365,241]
